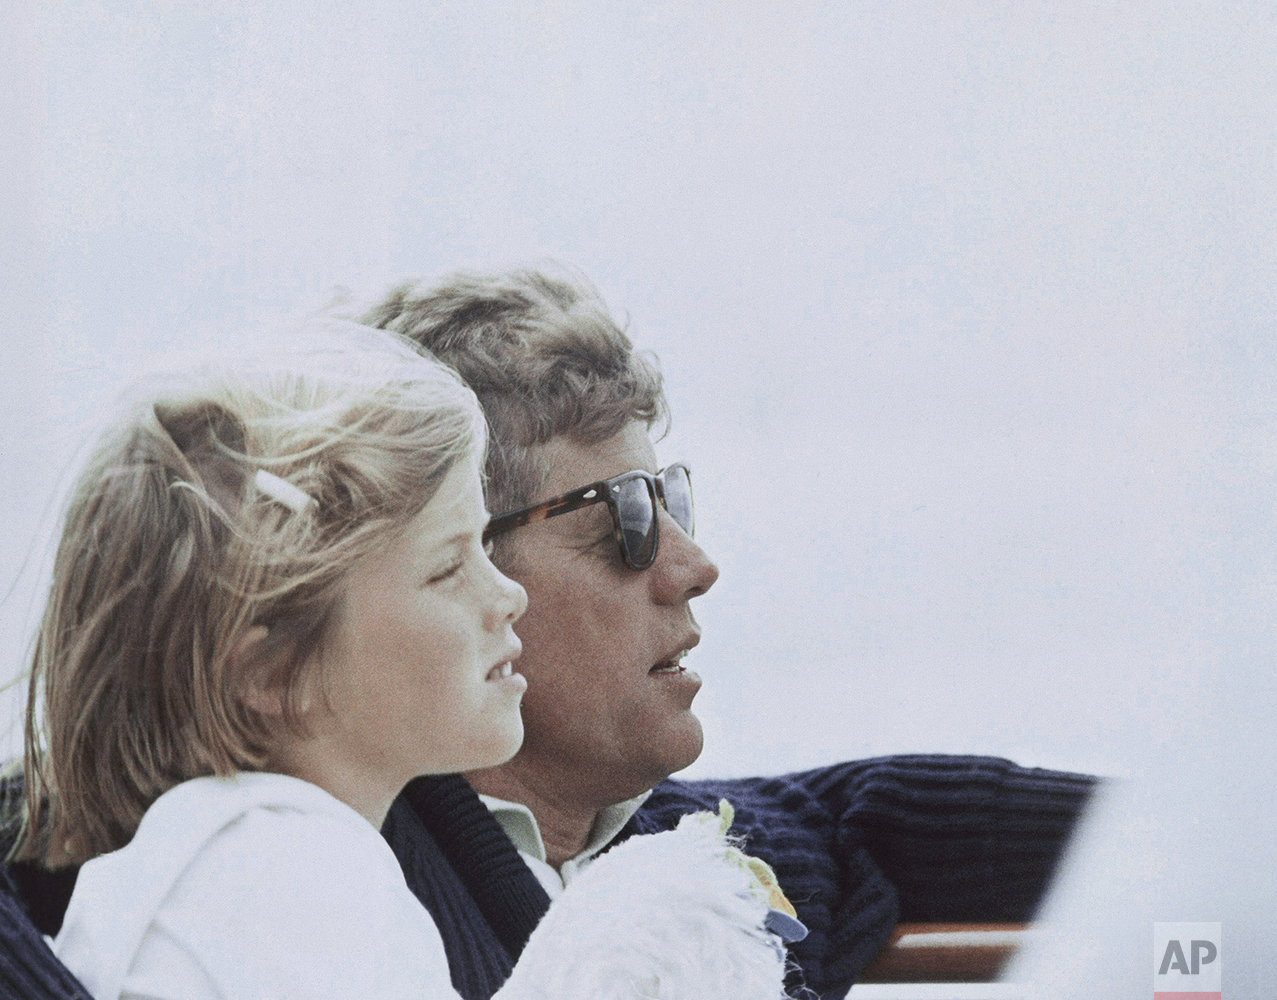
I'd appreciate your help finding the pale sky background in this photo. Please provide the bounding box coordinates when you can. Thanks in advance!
[2,0,1273,812]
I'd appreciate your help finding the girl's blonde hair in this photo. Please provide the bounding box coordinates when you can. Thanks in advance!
[18,322,484,865]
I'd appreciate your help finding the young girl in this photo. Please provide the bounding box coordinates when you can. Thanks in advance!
[17,323,788,999]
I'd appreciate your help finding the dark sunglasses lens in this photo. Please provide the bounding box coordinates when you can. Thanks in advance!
[614,477,657,567]
[661,466,694,537]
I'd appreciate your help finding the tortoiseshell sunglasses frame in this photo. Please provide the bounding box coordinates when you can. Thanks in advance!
[482,463,694,570]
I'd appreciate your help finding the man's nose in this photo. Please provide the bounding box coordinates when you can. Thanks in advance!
[650,509,719,602]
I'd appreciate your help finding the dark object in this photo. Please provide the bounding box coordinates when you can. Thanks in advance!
[0,868,93,999]
[6,865,76,939]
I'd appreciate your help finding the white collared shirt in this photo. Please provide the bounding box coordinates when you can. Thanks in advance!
[478,791,652,899]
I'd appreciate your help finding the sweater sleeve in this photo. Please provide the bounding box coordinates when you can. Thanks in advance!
[786,754,1100,922]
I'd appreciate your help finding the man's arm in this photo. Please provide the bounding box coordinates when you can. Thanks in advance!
[784,754,1099,922]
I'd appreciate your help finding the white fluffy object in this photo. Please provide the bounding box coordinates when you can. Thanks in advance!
[497,811,790,999]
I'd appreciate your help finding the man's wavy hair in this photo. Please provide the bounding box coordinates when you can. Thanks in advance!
[358,266,667,562]
[17,323,484,865]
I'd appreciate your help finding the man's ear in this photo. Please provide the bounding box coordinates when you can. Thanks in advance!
[231,625,288,717]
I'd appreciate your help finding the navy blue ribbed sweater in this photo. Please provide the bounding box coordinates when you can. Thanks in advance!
[2,755,1094,1000]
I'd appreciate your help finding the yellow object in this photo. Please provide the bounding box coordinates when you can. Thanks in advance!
[707,799,799,919]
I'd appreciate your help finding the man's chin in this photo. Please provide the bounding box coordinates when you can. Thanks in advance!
[655,712,704,778]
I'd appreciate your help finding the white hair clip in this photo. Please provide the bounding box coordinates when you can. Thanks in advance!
[254,469,317,515]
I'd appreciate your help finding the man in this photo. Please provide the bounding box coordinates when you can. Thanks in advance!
[360,267,1096,999]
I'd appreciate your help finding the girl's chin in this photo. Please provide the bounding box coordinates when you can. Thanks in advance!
[455,715,526,774]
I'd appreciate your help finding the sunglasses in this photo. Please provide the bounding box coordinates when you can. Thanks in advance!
[483,463,695,570]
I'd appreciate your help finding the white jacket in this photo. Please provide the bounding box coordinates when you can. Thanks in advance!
[56,773,787,999]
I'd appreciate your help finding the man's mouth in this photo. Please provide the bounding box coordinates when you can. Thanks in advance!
[649,649,689,674]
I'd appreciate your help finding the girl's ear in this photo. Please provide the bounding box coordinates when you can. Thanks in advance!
[232,625,287,717]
